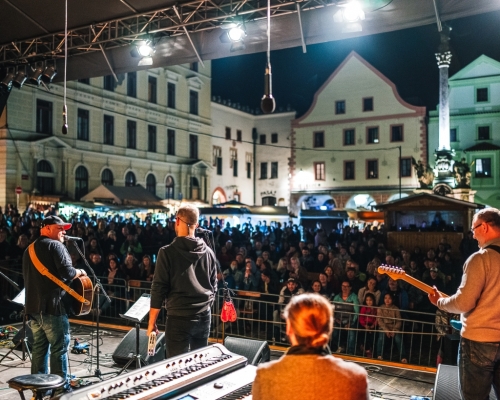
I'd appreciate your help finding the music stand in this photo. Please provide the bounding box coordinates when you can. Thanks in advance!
[116,294,151,374]
[0,289,32,364]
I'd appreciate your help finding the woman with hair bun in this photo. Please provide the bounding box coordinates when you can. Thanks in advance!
[252,293,369,400]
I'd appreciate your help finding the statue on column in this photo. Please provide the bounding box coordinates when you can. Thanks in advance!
[412,157,435,189]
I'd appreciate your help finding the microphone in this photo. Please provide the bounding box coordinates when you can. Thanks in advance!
[62,104,68,135]
[195,227,211,233]
[261,63,276,114]
[63,235,82,242]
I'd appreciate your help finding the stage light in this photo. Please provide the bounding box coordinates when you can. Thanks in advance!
[41,64,57,83]
[12,67,27,89]
[0,70,15,90]
[342,1,364,22]
[28,63,44,85]
[131,40,155,66]
[228,25,246,42]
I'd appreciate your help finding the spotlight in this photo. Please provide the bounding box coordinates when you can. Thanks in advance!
[1,70,15,90]
[130,40,155,66]
[137,41,155,58]
[28,64,44,85]
[41,64,57,83]
[219,20,247,52]
[342,1,364,22]
[12,67,27,89]
[228,25,246,42]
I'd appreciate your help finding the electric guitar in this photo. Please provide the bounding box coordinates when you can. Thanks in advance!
[70,275,94,316]
[378,265,449,298]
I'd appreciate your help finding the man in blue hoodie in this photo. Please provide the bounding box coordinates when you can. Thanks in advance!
[147,205,217,358]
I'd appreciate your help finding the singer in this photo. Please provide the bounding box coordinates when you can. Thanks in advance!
[22,215,87,396]
[147,205,217,358]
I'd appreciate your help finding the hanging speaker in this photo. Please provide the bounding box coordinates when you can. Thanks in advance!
[223,336,270,366]
[112,329,165,366]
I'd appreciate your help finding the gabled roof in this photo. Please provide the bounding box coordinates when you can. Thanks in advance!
[376,193,483,210]
[80,184,162,206]
[450,54,500,81]
[465,142,500,152]
[31,136,72,149]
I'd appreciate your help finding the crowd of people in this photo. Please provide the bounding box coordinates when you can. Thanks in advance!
[0,203,479,360]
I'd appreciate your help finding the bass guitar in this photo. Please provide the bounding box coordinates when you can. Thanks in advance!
[70,275,94,316]
[378,265,449,298]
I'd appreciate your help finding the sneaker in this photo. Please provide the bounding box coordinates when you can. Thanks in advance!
[335,347,344,353]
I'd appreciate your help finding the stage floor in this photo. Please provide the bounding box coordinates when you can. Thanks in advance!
[0,322,436,400]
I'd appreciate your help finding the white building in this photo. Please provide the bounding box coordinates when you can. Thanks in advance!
[210,101,295,207]
[290,51,426,215]
[428,54,500,208]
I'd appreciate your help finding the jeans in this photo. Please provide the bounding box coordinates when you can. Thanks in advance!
[165,309,211,358]
[376,331,406,360]
[332,321,356,354]
[29,313,70,390]
[459,337,500,400]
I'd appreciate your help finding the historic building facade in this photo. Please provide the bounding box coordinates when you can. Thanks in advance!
[290,51,426,215]
[428,55,500,208]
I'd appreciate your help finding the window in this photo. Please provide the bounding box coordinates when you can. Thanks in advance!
[165,175,175,199]
[367,127,379,144]
[314,162,325,181]
[167,129,175,155]
[246,153,252,179]
[271,133,278,143]
[125,171,136,187]
[103,75,114,91]
[78,78,90,84]
[77,109,89,141]
[148,125,157,152]
[400,158,412,177]
[259,134,266,145]
[167,82,176,109]
[478,126,490,140]
[260,162,268,179]
[36,100,52,134]
[127,72,137,97]
[127,120,136,149]
[103,115,114,145]
[101,168,113,186]
[189,90,199,115]
[344,129,355,145]
[367,159,378,179]
[476,88,488,103]
[313,131,325,148]
[233,159,238,177]
[75,166,88,199]
[189,134,198,159]
[190,62,198,72]
[36,160,55,195]
[230,148,237,168]
[216,157,223,175]
[225,127,231,140]
[335,100,345,115]
[450,128,458,142]
[262,196,276,206]
[146,174,156,195]
[213,146,222,166]
[391,125,403,142]
[363,97,373,111]
[475,158,492,177]
[148,76,157,103]
[271,162,278,179]
[344,161,355,180]
[237,130,242,142]
[191,177,200,200]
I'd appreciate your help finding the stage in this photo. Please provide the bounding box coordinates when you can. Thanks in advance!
[0,321,435,400]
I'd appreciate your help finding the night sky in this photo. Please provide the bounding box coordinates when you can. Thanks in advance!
[212,10,500,118]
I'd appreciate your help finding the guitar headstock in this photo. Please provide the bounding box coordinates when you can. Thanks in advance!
[378,264,406,281]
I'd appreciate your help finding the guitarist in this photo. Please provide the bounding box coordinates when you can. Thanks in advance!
[429,208,500,400]
[22,216,87,396]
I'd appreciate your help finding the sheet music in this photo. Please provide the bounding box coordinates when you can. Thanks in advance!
[12,289,25,306]
[120,293,151,323]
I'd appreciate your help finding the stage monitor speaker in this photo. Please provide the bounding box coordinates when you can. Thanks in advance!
[223,336,270,366]
[13,326,33,351]
[112,329,165,366]
[434,364,496,400]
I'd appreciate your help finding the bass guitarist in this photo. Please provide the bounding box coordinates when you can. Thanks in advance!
[22,216,87,395]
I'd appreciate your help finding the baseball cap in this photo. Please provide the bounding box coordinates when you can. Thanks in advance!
[41,215,72,230]
[430,267,438,272]
[287,277,298,284]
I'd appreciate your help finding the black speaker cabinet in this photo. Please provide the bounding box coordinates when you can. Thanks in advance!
[434,364,496,400]
[13,326,33,351]
[223,336,270,366]
[112,329,166,366]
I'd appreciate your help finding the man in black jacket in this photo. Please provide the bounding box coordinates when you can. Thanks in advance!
[23,216,87,394]
[147,205,217,358]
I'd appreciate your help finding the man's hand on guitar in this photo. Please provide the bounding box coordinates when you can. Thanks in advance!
[428,285,442,306]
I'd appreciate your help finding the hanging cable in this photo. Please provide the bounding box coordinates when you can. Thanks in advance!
[62,0,68,134]
[261,0,276,114]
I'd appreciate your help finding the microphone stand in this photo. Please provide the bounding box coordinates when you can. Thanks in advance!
[68,240,113,380]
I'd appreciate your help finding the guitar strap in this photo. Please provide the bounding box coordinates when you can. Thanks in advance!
[28,243,89,305]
